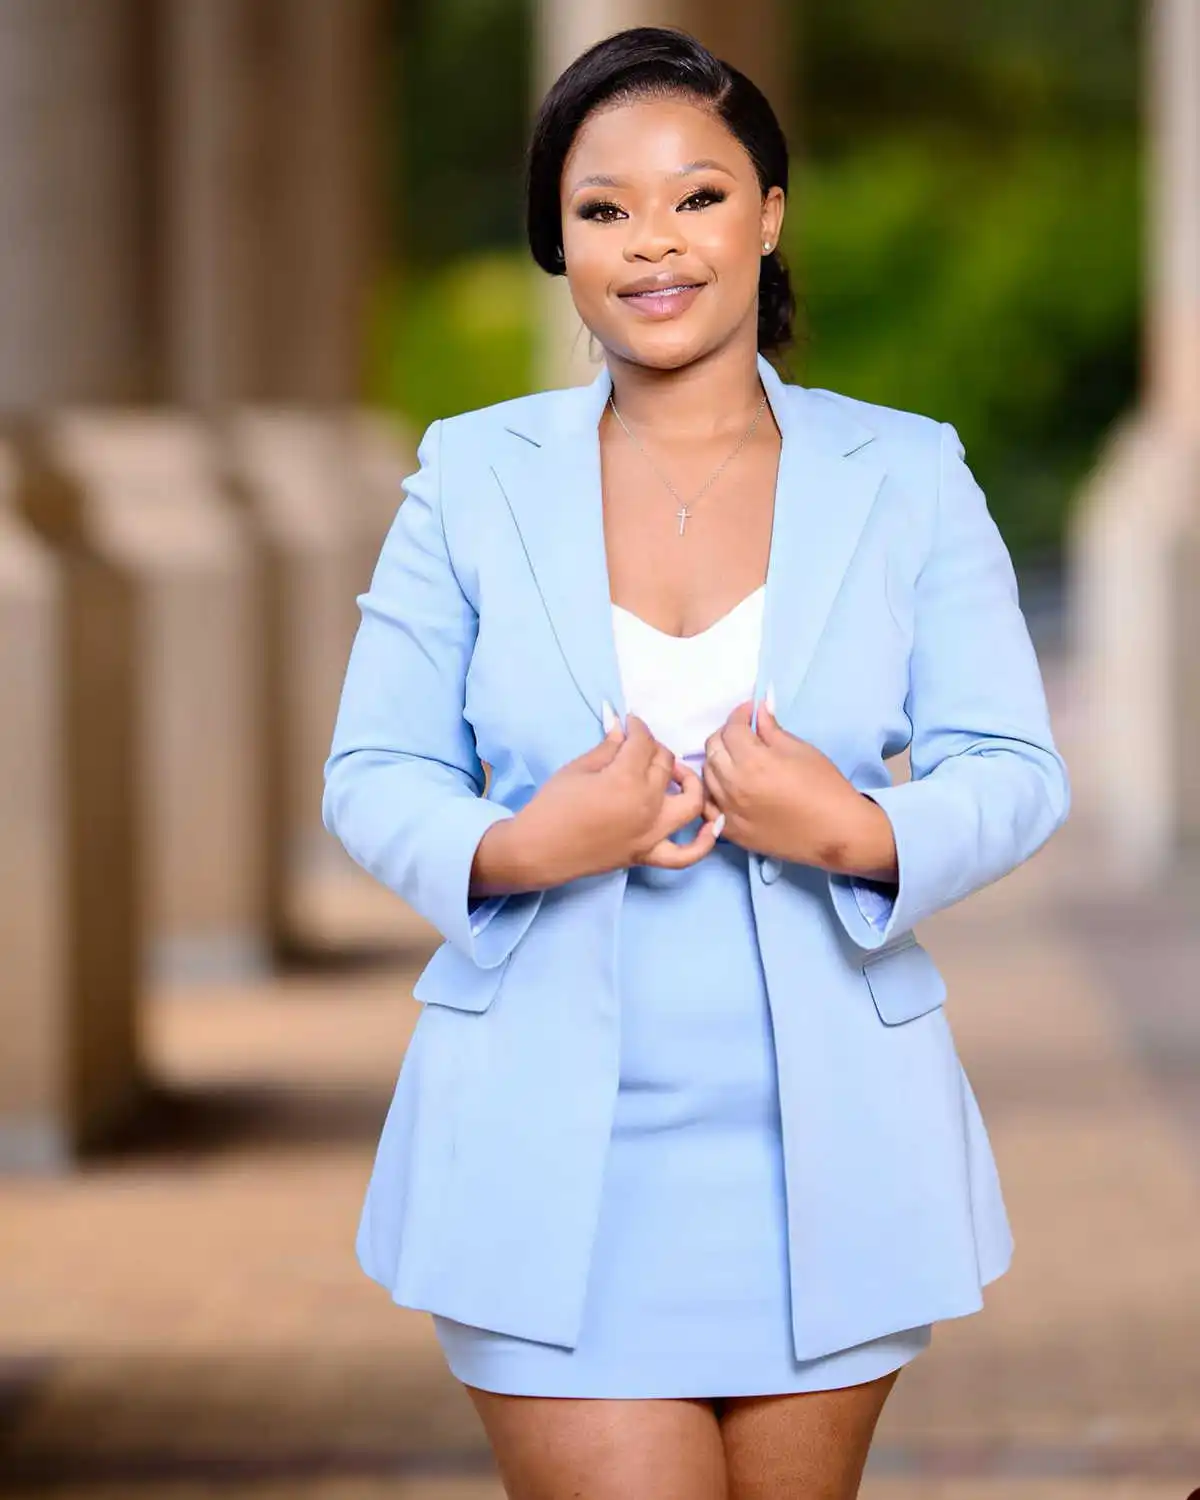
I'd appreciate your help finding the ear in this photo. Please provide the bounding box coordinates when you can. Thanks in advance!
[760,185,785,254]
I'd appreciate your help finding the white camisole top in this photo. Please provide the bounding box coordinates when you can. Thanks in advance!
[610,584,894,930]
[610,586,765,780]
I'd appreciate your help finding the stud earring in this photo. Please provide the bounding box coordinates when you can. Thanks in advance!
[762,240,773,253]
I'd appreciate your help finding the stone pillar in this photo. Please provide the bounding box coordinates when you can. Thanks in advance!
[18,413,266,985]
[160,0,381,406]
[4,437,145,1166]
[1069,0,1200,879]
[160,0,276,404]
[221,411,429,956]
[264,0,381,404]
[345,409,420,595]
[533,0,786,389]
[0,0,151,407]
[0,451,71,1168]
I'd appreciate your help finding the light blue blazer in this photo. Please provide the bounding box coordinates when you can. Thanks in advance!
[323,352,1070,1361]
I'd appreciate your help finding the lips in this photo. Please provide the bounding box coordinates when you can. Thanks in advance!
[617,281,706,318]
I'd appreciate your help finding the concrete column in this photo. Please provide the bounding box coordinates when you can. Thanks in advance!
[1069,0,1200,879]
[18,413,266,986]
[533,0,786,389]
[264,0,381,404]
[161,0,380,406]
[160,0,277,404]
[345,409,420,595]
[0,451,71,1168]
[5,438,145,1166]
[221,411,430,957]
[0,0,151,407]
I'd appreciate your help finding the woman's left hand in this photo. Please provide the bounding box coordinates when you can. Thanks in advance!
[702,700,899,881]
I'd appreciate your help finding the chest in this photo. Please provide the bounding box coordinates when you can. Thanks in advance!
[598,423,780,639]
[463,416,926,782]
[611,586,765,775]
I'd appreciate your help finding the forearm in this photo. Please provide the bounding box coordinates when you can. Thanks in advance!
[468,812,549,898]
[817,794,899,883]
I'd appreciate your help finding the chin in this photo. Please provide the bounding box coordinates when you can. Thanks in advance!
[607,327,717,372]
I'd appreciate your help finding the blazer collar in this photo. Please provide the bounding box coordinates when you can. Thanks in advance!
[489,352,886,736]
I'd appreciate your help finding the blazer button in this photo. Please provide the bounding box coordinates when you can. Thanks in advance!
[760,855,782,883]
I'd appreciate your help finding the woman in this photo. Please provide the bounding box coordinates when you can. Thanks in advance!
[323,25,1071,1500]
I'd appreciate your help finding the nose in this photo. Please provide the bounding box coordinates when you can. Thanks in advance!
[622,203,685,263]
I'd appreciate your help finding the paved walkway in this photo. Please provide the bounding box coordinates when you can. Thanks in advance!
[2,661,1199,1499]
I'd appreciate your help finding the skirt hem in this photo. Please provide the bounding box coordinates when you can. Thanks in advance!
[434,1319,934,1400]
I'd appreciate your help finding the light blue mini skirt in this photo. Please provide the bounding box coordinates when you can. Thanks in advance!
[433,836,932,1398]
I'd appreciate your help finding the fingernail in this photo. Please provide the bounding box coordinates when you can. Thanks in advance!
[712,812,726,839]
[764,680,777,716]
[601,698,617,733]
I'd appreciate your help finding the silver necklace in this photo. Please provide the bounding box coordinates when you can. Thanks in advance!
[607,387,769,535]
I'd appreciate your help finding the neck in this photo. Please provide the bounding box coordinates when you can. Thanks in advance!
[604,338,767,443]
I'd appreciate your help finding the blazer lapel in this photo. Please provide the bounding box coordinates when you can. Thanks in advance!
[487,353,887,737]
[488,363,625,729]
[754,354,887,726]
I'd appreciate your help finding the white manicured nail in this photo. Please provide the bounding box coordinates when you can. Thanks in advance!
[764,680,777,715]
[712,812,726,839]
[601,698,618,733]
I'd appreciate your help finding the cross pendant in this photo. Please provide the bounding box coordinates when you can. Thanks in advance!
[676,505,691,536]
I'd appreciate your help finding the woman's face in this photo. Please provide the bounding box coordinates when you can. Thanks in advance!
[558,94,785,371]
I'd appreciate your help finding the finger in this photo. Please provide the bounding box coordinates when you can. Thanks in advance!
[644,741,679,792]
[655,772,706,835]
[723,716,764,760]
[721,699,766,757]
[577,729,625,771]
[618,713,665,769]
[703,748,733,803]
[755,700,786,744]
[643,812,722,869]
[705,727,736,776]
[670,756,704,797]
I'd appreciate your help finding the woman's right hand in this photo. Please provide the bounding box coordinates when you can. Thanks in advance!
[508,712,722,887]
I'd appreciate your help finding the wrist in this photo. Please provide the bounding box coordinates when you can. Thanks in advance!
[470,811,547,897]
[819,794,898,882]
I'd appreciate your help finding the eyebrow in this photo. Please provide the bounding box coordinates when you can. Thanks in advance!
[568,159,734,194]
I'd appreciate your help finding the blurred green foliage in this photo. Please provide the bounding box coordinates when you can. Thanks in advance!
[367,253,536,427]
[374,0,1141,564]
[384,0,531,263]
[791,134,1140,560]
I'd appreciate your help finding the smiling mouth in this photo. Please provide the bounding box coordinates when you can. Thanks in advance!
[619,282,705,300]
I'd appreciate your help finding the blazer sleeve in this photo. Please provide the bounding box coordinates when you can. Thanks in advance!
[322,418,543,968]
[829,420,1071,950]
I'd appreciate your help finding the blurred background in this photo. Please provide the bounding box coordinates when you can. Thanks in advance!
[1,2,1198,1498]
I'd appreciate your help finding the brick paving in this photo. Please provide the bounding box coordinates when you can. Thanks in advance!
[2,662,1199,1499]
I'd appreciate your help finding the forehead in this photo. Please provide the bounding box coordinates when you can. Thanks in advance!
[562,95,753,192]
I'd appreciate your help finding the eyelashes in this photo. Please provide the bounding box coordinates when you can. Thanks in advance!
[574,186,728,223]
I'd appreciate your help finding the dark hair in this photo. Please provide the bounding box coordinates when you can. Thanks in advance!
[526,26,796,358]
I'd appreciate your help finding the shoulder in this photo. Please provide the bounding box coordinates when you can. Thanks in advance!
[798,384,950,456]
[434,385,576,448]
[789,383,967,514]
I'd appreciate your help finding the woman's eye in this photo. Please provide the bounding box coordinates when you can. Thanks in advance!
[577,200,624,223]
[679,188,726,210]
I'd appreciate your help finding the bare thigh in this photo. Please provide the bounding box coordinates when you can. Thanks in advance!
[717,1367,902,1500]
[464,1385,729,1500]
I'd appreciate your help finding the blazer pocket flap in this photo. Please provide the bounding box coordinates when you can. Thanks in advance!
[862,941,947,1025]
[411,938,509,1013]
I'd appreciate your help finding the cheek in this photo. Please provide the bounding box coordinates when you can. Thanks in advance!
[694,221,761,300]
[562,241,616,322]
